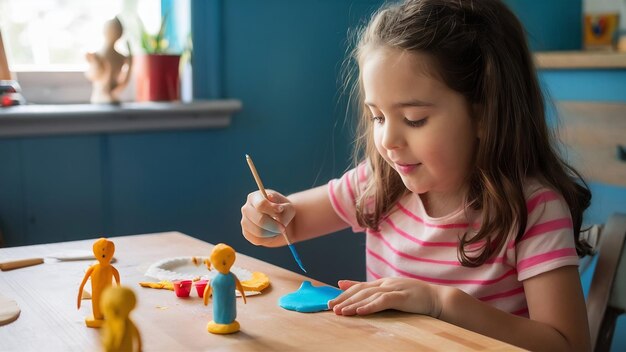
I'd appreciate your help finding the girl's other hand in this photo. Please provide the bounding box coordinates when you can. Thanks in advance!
[240,190,295,246]
[328,278,442,317]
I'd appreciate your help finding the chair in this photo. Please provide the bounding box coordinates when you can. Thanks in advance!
[583,213,626,352]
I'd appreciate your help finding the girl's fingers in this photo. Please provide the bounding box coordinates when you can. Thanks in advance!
[338,280,360,291]
[240,213,281,239]
[241,223,283,246]
[249,191,284,215]
[330,285,384,312]
[328,280,379,308]
[354,291,404,315]
[334,290,404,316]
[334,291,385,316]
[328,278,430,316]
[241,190,294,245]
[241,227,264,246]
[264,193,299,227]
[267,191,289,205]
[255,193,296,230]
[243,195,287,235]
[328,280,363,309]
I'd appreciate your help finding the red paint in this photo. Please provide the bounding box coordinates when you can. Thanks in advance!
[194,280,209,298]
[172,279,192,297]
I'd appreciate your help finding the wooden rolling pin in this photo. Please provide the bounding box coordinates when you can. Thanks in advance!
[0,258,44,271]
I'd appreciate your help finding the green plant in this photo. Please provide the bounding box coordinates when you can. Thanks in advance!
[140,13,169,54]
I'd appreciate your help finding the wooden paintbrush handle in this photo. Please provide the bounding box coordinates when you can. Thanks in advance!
[0,258,44,271]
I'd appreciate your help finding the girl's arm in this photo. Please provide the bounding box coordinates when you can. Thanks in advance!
[241,184,349,247]
[287,184,350,243]
[438,265,590,351]
[329,266,590,351]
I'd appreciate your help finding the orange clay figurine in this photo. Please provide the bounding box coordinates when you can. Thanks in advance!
[203,243,247,334]
[101,286,142,352]
[77,237,120,328]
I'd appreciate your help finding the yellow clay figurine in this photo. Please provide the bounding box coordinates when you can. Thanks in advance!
[203,243,246,334]
[101,286,142,352]
[77,237,120,328]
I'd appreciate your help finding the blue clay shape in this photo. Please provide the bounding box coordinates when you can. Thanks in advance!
[278,281,343,313]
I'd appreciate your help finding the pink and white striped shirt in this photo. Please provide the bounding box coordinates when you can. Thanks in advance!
[327,164,579,316]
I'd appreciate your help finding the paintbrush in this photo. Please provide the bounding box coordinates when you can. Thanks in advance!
[245,154,307,273]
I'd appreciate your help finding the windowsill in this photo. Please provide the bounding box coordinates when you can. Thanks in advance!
[535,51,626,69]
[0,100,241,137]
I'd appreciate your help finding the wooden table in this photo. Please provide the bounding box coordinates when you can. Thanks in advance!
[0,232,521,351]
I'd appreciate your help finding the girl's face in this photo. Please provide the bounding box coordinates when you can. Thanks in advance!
[361,47,478,203]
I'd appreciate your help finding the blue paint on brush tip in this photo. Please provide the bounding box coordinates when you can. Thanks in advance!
[288,244,307,273]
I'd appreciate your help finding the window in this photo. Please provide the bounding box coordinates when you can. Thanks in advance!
[0,0,162,103]
[0,0,162,70]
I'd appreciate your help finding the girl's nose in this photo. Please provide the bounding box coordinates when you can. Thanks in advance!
[380,120,405,150]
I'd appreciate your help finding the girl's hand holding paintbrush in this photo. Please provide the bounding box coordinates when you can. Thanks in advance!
[241,190,296,247]
[243,154,307,272]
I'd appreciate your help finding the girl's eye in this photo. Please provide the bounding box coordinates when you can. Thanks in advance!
[404,117,428,128]
[371,116,384,124]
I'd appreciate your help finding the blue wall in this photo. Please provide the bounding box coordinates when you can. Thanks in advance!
[504,0,582,51]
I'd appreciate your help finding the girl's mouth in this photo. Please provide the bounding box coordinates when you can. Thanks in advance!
[395,163,420,174]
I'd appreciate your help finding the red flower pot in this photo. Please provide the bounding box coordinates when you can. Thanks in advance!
[135,54,180,102]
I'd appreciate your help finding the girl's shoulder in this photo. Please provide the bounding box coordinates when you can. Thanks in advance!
[512,178,578,281]
[522,177,565,203]
[332,162,373,196]
[521,177,572,226]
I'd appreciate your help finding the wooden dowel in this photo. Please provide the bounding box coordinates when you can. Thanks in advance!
[0,258,44,271]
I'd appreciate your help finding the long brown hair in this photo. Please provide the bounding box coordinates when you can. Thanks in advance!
[344,0,592,266]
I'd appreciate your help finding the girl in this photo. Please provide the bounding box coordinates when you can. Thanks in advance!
[240,0,592,350]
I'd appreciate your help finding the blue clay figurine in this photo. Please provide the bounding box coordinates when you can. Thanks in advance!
[203,243,247,334]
